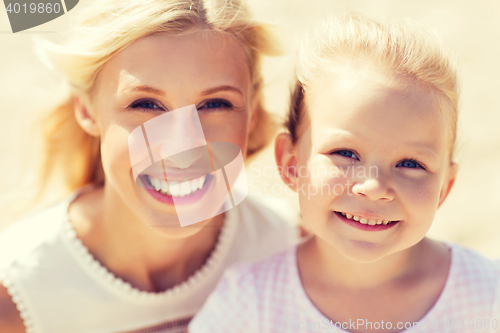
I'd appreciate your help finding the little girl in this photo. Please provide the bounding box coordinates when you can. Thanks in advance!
[189,14,500,333]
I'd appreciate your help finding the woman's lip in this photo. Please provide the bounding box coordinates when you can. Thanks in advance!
[334,211,400,231]
[145,173,208,181]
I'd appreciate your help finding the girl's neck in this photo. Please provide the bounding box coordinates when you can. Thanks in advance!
[69,185,224,292]
[299,236,447,290]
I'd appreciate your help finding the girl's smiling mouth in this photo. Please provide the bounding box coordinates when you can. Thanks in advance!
[334,211,401,231]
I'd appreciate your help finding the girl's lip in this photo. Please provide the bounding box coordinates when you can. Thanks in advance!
[334,211,400,231]
[140,174,213,205]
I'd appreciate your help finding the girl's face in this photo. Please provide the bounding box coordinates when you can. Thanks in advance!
[282,68,456,263]
[77,31,254,236]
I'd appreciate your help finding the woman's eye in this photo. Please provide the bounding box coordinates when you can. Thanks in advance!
[198,99,233,111]
[333,150,359,160]
[129,99,164,112]
[397,159,423,169]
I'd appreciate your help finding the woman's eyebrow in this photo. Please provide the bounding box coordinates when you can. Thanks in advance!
[119,84,165,96]
[118,84,243,97]
[201,85,243,97]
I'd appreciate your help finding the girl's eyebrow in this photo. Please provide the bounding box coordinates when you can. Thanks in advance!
[318,129,439,160]
[402,142,439,160]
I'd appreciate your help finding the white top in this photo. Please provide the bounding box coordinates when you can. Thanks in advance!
[0,186,299,333]
[190,243,500,333]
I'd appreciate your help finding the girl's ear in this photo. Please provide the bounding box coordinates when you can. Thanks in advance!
[438,162,458,208]
[275,132,299,192]
[74,94,100,137]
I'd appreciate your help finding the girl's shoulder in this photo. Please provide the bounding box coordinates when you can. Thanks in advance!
[188,246,299,333]
[442,243,500,318]
[448,242,500,279]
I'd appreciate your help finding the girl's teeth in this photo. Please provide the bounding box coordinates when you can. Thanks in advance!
[339,212,395,226]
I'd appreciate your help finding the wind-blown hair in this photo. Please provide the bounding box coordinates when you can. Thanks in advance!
[35,0,279,201]
[286,14,459,160]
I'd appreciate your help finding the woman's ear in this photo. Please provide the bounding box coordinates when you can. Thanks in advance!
[438,161,458,208]
[248,100,259,134]
[74,94,100,137]
[275,132,299,192]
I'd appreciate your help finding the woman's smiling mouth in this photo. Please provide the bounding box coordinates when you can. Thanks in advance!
[145,174,209,197]
[139,174,214,205]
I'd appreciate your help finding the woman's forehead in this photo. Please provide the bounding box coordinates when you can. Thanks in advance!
[95,31,251,97]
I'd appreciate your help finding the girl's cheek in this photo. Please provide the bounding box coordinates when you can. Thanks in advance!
[397,175,443,223]
[302,155,349,198]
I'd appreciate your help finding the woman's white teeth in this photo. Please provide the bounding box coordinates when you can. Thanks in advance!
[147,175,206,197]
[338,212,394,225]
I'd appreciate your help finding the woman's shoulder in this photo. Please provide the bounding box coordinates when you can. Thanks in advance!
[0,283,25,333]
[234,194,300,238]
[0,198,70,272]
[226,194,300,262]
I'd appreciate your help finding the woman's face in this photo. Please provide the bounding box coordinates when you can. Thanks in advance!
[84,31,254,236]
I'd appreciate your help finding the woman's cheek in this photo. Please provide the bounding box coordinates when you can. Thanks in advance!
[100,126,133,184]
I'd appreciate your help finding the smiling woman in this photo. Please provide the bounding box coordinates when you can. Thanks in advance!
[0,0,299,332]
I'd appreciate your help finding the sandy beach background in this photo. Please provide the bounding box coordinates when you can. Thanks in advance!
[1,0,499,258]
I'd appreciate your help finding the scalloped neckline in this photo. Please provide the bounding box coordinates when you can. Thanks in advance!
[61,185,235,302]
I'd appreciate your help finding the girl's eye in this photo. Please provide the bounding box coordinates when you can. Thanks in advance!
[129,99,164,113]
[332,150,359,160]
[198,99,233,111]
[397,159,423,169]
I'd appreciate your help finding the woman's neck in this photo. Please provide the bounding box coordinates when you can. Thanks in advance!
[69,185,224,292]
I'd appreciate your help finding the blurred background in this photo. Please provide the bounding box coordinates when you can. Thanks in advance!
[1,0,499,257]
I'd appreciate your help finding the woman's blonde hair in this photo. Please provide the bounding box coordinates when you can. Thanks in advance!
[36,0,279,202]
[286,14,459,159]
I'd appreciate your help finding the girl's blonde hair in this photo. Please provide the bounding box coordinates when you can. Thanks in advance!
[36,0,279,201]
[287,14,459,159]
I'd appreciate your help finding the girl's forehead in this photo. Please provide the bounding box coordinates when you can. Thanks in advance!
[303,70,451,157]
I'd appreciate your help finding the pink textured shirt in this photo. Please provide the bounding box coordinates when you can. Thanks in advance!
[189,243,500,333]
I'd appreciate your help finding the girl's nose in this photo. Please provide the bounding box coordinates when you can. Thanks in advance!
[352,177,395,201]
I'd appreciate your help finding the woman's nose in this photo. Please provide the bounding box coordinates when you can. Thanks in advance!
[352,177,395,201]
[163,146,205,169]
